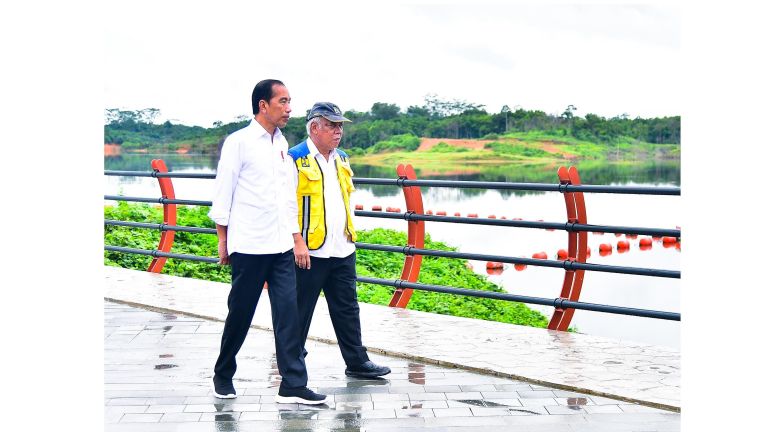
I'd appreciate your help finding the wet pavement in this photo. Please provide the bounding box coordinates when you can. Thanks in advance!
[104,266,680,430]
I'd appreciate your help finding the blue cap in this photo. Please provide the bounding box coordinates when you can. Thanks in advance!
[306,102,351,122]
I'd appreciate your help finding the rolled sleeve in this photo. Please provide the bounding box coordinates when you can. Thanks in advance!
[208,137,240,226]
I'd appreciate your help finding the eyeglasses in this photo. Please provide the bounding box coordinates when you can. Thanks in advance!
[321,122,344,131]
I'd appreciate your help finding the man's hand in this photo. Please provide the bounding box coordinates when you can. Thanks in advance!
[293,234,310,269]
[218,240,230,265]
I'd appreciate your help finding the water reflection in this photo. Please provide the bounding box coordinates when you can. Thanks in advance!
[407,362,426,385]
[213,401,239,432]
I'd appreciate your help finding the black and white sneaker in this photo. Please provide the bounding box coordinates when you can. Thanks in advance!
[274,386,327,405]
[212,375,237,399]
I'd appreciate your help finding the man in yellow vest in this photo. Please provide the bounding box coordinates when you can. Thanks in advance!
[287,102,390,378]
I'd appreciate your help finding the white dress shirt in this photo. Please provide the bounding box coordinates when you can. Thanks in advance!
[297,139,356,259]
[208,119,299,255]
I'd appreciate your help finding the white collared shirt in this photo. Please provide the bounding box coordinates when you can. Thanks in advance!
[296,139,356,259]
[208,119,299,255]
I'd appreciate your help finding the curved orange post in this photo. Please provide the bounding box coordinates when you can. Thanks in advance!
[548,166,588,331]
[388,164,425,308]
[148,159,176,273]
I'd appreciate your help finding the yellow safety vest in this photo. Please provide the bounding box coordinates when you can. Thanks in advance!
[289,144,357,250]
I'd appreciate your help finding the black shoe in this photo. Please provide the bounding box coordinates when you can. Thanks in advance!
[345,361,391,378]
[212,375,236,399]
[274,386,327,405]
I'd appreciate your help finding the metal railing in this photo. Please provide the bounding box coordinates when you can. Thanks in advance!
[104,161,681,331]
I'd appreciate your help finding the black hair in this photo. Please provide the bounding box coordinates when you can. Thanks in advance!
[251,79,285,115]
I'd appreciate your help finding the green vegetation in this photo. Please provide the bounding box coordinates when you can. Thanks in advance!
[429,142,470,153]
[104,202,548,328]
[104,96,680,155]
[364,134,421,154]
[484,141,549,158]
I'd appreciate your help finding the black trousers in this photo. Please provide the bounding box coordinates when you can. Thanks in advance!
[213,251,308,389]
[296,252,369,367]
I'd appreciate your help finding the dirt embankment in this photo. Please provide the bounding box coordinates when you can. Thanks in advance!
[104,143,121,156]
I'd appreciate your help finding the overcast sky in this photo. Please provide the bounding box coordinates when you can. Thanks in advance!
[105,1,680,127]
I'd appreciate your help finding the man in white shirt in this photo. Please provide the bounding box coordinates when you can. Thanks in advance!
[287,102,390,379]
[208,79,326,404]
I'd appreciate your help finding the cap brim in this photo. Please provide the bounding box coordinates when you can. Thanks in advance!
[320,114,352,123]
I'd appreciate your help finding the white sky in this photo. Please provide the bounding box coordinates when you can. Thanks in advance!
[105,1,680,126]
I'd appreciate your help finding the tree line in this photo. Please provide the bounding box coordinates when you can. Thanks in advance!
[104,96,680,152]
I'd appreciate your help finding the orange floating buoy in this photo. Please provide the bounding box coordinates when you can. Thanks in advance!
[436,210,446,216]
[599,243,612,252]
[488,215,496,219]
[454,212,461,217]
[639,238,652,247]
[599,249,612,257]
[512,217,523,221]
[556,249,568,260]
[639,243,653,251]
[626,234,638,239]
[532,252,548,260]
[467,213,478,218]
[652,236,661,241]
[426,210,434,215]
[675,242,681,251]
[586,246,591,258]
[663,241,677,249]
[486,261,503,269]
[372,205,382,211]
[662,236,678,244]
[500,216,507,220]
[514,263,527,271]
[354,204,363,210]
[486,267,503,275]
[617,240,630,253]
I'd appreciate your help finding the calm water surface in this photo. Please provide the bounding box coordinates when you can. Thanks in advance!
[105,153,681,348]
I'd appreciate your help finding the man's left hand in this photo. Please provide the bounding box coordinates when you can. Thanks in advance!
[293,234,311,269]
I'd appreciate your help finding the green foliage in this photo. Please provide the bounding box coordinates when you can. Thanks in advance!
[366,134,421,153]
[103,203,549,328]
[355,228,549,327]
[428,142,470,153]
[484,141,549,158]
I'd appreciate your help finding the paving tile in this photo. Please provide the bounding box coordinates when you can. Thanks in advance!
[119,413,163,423]
[159,412,202,422]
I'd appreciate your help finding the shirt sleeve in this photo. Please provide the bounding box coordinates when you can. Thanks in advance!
[207,136,240,226]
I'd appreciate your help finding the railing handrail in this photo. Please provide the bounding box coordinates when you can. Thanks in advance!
[104,164,681,327]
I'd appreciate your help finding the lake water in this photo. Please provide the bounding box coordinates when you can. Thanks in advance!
[105,153,681,348]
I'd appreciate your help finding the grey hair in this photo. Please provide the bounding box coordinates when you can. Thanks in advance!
[306,117,323,136]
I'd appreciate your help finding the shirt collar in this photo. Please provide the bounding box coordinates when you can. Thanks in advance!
[249,118,283,140]
[307,138,338,160]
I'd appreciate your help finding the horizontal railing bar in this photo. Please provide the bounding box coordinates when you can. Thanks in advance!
[354,178,681,195]
[357,276,680,321]
[355,243,680,278]
[104,171,680,196]
[104,195,212,206]
[104,170,216,179]
[104,245,219,263]
[104,219,217,235]
[355,211,681,238]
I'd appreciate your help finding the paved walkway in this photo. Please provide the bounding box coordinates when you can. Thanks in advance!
[104,266,680,430]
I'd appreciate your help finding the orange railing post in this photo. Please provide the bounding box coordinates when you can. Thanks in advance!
[548,166,588,331]
[388,164,425,308]
[147,159,176,273]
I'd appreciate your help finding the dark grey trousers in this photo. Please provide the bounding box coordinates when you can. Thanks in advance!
[214,251,308,389]
[296,252,369,367]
